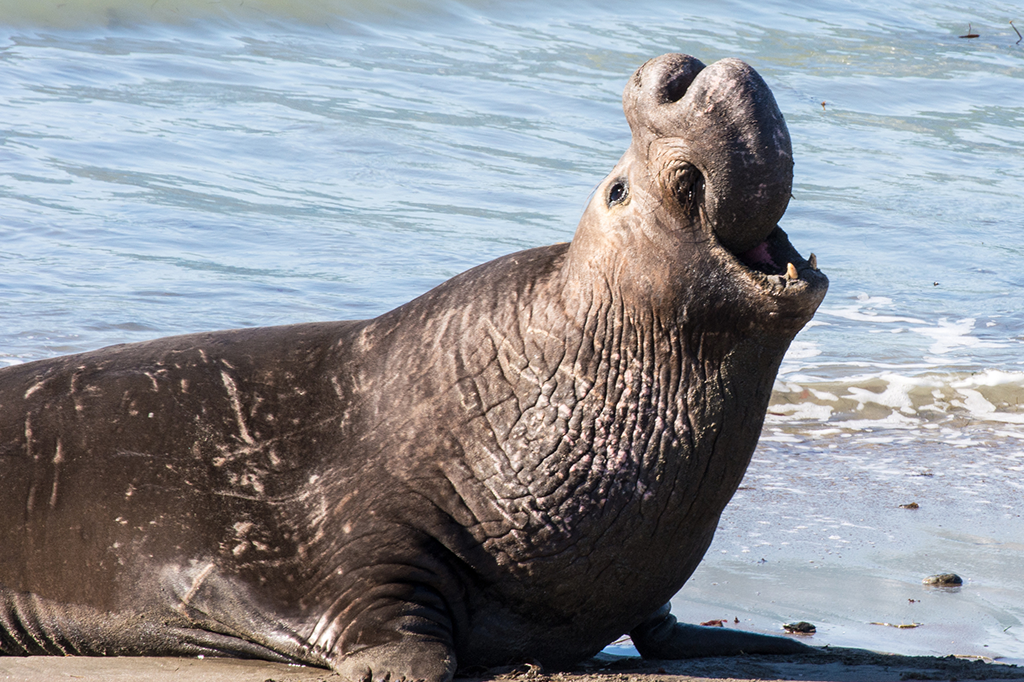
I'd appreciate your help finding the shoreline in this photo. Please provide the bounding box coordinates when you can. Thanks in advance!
[2,650,1023,682]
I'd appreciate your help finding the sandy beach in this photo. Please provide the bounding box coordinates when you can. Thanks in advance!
[2,650,1023,682]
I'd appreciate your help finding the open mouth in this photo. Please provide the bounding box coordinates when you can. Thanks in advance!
[732,226,822,291]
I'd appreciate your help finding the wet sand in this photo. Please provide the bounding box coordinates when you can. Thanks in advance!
[2,651,1023,682]
[670,433,1024,664]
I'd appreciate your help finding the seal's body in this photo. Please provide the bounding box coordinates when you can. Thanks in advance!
[0,54,827,681]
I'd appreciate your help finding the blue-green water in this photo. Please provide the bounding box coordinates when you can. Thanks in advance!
[1,0,1022,665]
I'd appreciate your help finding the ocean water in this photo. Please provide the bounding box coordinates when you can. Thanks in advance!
[1,0,1022,666]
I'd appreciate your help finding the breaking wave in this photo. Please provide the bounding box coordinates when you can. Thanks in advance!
[768,368,1024,444]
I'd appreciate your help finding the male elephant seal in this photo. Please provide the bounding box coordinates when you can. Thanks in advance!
[0,54,827,680]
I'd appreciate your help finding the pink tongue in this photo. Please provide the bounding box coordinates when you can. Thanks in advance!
[739,241,775,267]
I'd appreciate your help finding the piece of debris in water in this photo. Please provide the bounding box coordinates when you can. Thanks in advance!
[899,502,919,509]
[959,23,980,38]
[700,619,726,627]
[871,621,922,629]
[783,621,816,634]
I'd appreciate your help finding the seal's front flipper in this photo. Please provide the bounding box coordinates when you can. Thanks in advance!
[315,582,458,682]
[630,604,816,659]
[333,639,456,682]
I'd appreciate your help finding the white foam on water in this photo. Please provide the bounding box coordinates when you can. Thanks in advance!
[782,340,821,361]
[845,373,925,413]
[822,303,926,325]
[953,370,1024,388]
[769,369,1024,438]
[916,317,1010,357]
[765,402,835,422]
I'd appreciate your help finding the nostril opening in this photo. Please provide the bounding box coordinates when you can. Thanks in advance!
[659,70,699,104]
[626,54,705,131]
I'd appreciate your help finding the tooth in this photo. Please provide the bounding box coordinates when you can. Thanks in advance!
[787,262,798,279]
[809,253,818,270]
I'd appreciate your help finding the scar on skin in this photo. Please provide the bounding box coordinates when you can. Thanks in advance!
[178,562,217,612]
[24,381,46,399]
[221,371,255,446]
[24,416,41,513]
[50,440,64,509]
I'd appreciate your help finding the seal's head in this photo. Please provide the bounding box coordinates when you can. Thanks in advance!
[564,53,827,336]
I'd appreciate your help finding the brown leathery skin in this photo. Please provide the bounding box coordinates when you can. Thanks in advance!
[621,54,793,254]
[0,54,826,680]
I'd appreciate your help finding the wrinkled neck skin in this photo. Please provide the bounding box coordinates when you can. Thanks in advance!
[344,239,801,666]
[311,54,824,668]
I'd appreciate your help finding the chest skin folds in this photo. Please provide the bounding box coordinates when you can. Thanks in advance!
[352,247,790,665]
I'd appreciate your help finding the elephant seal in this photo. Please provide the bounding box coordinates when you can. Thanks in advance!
[0,54,827,680]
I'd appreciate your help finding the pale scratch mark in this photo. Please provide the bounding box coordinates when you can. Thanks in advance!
[24,381,45,400]
[25,416,37,513]
[178,561,216,612]
[144,372,160,392]
[330,375,344,399]
[70,369,89,414]
[525,325,564,345]
[220,371,255,446]
[198,349,209,364]
[49,440,64,509]
[483,319,515,356]
[483,319,541,387]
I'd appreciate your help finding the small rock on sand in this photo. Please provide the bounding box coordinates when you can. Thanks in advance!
[922,573,963,586]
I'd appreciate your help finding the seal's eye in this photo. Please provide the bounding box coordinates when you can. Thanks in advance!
[607,179,628,207]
